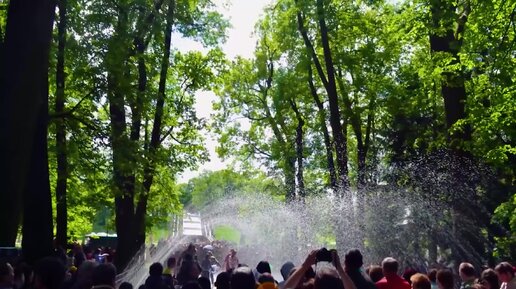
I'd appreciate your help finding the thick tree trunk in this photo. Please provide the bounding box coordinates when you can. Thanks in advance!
[429,0,470,143]
[110,76,136,270]
[108,21,137,271]
[315,0,349,193]
[285,158,296,202]
[55,0,69,248]
[429,0,472,264]
[308,65,337,189]
[23,91,54,262]
[296,2,349,193]
[0,0,56,255]
[135,0,176,248]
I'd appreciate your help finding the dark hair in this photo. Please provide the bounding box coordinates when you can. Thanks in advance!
[182,281,202,289]
[198,277,210,289]
[231,267,255,289]
[459,263,476,277]
[149,263,163,277]
[480,269,499,289]
[369,265,384,283]
[428,269,438,283]
[258,273,275,284]
[404,268,419,283]
[494,262,514,276]
[410,273,431,289]
[34,257,66,289]
[314,267,344,289]
[92,263,117,287]
[256,261,271,274]
[344,249,363,270]
[382,258,399,274]
[436,270,454,289]
[215,272,230,289]
[305,266,316,280]
[177,261,201,285]
[167,257,176,268]
[119,282,133,289]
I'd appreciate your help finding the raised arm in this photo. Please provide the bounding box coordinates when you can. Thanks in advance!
[332,250,357,289]
[284,250,317,289]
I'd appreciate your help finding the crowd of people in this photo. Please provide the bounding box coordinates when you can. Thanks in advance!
[1,245,515,289]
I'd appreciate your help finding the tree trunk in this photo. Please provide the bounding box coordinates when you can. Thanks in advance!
[315,0,349,193]
[23,89,54,262]
[135,0,176,249]
[296,2,349,193]
[289,98,305,199]
[308,65,337,189]
[429,0,470,143]
[0,0,56,256]
[429,0,471,265]
[108,8,136,270]
[55,0,69,248]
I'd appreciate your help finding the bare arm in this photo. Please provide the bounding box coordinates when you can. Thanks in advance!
[332,250,357,289]
[284,250,317,289]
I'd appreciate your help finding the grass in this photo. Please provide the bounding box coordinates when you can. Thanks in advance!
[214,225,241,244]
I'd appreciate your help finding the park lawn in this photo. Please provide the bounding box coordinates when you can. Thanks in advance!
[214,225,241,244]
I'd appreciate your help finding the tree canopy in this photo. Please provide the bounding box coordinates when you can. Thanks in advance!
[0,0,513,267]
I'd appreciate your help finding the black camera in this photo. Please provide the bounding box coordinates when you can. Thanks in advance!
[316,248,333,263]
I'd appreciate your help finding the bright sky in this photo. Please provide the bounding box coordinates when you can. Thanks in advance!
[176,0,273,183]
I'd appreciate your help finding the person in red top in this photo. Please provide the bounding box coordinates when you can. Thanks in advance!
[375,258,411,289]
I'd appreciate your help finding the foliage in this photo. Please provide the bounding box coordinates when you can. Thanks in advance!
[179,168,284,210]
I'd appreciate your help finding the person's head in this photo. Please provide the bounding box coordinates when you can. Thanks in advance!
[231,267,256,289]
[197,277,211,289]
[428,269,438,283]
[33,258,67,289]
[494,262,514,283]
[314,267,344,289]
[0,263,14,287]
[167,257,176,269]
[75,260,99,288]
[149,263,163,277]
[382,258,399,276]
[256,261,271,274]
[368,265,384,283]
[459,263,476,282]
[177,261,201,285]
[119,282,133,289]
[404,269,419,284]
[258,273,275,284]
[92,263,117,288]
[187,244,196,252]
[410,273,431,289]
[479,269,499,289]
[230,249,237,257]
[215,272,230,289]
[13,262,31,289]
[280,262,295,281]
[436,269,454,289]
[344,249,363,270]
